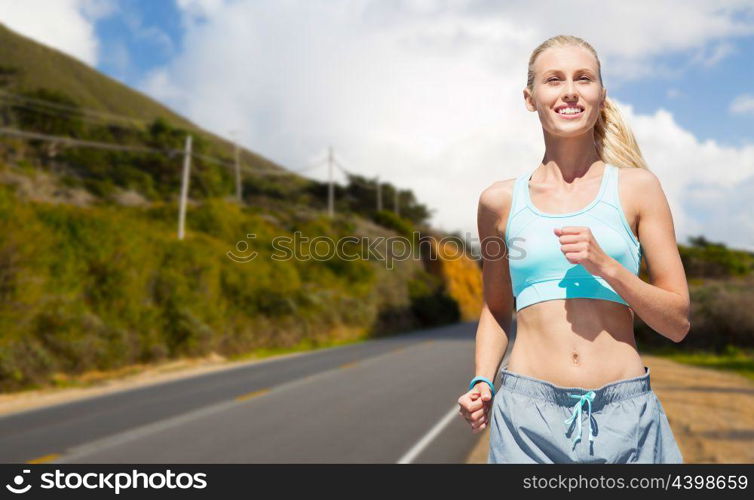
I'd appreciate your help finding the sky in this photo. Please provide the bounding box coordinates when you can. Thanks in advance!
[1,0,753,251]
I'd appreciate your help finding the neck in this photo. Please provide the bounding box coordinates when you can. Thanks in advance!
[539,129,602,181]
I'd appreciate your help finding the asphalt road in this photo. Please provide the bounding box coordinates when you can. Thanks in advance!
[0,321,496,464]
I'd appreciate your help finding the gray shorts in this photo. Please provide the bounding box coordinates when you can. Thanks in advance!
[487,366,684,463]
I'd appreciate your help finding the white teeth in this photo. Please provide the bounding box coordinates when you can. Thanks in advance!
[558,107,582,114]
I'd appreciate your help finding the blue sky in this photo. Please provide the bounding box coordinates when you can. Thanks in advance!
[95,0,184,87]
[1,0,753,250]
[605,42,754,149]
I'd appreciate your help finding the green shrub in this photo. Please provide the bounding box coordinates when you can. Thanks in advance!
[372,210,415,238]
[408,270,460,326]
[680,236,754,278]
[0,186,432,391]
[636,277,754,351]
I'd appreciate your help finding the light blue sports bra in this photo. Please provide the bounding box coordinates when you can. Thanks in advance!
[505,163,642,311]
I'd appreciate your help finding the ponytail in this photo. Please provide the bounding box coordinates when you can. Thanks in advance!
[594,96,648,170]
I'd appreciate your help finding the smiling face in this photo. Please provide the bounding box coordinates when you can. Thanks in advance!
[524,45,606,138]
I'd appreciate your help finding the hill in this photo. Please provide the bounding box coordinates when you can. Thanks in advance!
[0,22,483,392]
[0,22,280,172]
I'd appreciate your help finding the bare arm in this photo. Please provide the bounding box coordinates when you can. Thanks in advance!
[473,181,516,383]
[600,169,691,342]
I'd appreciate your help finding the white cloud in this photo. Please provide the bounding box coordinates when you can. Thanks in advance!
[627,105,754,250]
[730,93,754,115]
[0,0,114,66]
[684,174,754,251]
[138,0,754,250]
[175,0,225,23]
[690,40,737,68]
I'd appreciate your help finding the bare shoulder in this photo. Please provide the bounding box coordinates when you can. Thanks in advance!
[478,177,516,216]
[478,177,517,240]
[478,177,516,259]
[619,167,667,214]
[619,166,660,186]
[619,166,664,193]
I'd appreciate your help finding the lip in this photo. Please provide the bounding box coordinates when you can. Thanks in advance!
[554,104,585,112]
[554,105,584,119]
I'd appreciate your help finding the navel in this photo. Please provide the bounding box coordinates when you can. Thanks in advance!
[571,352,580,365]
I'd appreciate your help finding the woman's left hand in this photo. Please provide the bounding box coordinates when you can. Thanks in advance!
[554,226,613,277]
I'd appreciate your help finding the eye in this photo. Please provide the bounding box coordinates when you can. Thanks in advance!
[547,76,590,83]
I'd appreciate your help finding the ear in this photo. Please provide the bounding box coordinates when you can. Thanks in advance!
[523,88,536,112]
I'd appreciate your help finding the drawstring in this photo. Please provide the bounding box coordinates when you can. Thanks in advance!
[564,391,596,447]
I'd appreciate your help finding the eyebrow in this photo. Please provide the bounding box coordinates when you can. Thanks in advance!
[543,68,597,76]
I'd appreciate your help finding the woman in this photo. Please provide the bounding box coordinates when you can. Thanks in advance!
[457,35,689,464]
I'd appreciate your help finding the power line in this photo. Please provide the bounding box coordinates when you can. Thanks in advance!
[0,89,406,218]
[334,160,378,189]
[0,126,170,154]
[0,98,150,131]
[0,89,151,127]
[1,125,408,230]
[332,154,401,215]
[190,150,321,177]
[1,91,327,175]
[293,159,326,174]
[0,126,329,180]
[0,91,333,179]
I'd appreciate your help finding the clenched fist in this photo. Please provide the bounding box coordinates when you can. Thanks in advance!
[554,226,611,277]
[457,382,493,434]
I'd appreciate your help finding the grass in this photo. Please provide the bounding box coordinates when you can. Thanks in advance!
[0,182,422,392]
[226,327,372,362]
[0,24,194,128]
[0,23,285,174]
[6,327,376,395]
[642,344,754,382]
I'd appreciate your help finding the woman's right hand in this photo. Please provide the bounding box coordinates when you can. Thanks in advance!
[457,383,493,434]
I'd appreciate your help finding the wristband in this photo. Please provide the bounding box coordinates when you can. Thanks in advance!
[468,376,495,397]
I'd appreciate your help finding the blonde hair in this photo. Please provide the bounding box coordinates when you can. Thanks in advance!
[526,35,648,170]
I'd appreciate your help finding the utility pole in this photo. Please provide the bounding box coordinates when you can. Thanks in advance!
[394,187,400,217]
[177,134,192,240]
[376,176,382,212]
[327,145,334,217]
[232,131,242,203]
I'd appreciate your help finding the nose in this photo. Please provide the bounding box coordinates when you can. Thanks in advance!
[562,79,578,100]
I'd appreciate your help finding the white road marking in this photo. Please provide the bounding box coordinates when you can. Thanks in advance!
[397,405,460,464]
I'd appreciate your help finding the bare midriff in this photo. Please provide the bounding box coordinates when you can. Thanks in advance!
[507,298,646,389]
